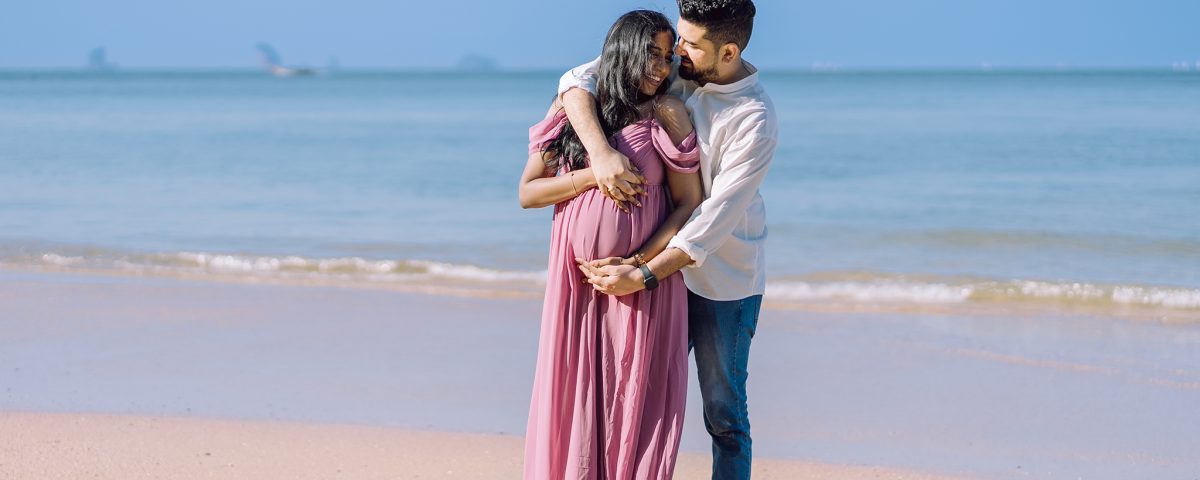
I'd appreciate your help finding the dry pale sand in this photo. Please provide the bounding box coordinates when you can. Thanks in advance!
[0,412,968,480]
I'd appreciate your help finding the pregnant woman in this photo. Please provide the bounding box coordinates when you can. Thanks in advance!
[517,10,703,479]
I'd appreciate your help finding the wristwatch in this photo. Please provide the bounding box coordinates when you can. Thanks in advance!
[638,264,659,291]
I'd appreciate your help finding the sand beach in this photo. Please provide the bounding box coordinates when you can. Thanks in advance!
[2,269,1198,479]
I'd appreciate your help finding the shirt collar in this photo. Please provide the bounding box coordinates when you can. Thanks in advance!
[697,60,758,94]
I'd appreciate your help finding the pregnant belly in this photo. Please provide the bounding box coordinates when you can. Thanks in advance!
[556,187,669,261]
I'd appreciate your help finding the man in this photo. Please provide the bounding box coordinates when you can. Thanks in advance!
[564,1,777,478]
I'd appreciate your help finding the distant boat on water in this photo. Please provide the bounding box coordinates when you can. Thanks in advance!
[256,43,316,77]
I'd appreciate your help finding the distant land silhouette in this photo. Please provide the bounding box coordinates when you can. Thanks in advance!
[87,47,117,71]
[455,53,498,71]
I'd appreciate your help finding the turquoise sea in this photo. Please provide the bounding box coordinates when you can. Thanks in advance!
[1,69,1198,317]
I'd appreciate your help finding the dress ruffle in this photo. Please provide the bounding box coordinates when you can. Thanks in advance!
[528,110,569,156]
[649,121,700,173]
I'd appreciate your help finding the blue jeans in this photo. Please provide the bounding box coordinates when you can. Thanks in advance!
[688,291,762,480]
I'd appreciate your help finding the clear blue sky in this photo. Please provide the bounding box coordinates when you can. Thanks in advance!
[3,0,1198,69]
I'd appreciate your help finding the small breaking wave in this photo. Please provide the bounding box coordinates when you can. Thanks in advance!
[766,280,973,304]
[766,273,1200,314]
[1,247,546,296]
[154,251,545,283]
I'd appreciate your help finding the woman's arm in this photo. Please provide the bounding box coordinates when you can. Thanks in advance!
[628,95,701,261]
[518,152,597,209]
[519,101,599,209]
[629,166,701,261]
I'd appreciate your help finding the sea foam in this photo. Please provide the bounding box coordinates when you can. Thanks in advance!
[6,247,1198,315]
[766,274,1200,312]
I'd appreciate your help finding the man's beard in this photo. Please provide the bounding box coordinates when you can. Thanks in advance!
[678,58,719,84]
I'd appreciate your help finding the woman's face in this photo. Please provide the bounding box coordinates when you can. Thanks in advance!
[639,30,675,96]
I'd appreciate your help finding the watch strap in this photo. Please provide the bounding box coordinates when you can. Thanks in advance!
[639,264,659,291]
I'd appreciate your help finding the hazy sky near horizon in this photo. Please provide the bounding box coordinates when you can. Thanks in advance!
[3,0,1198,69]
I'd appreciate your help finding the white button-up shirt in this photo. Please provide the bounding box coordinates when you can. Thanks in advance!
[558,58,779,301]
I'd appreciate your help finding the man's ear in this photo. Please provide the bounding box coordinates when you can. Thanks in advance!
[720,43,741,65]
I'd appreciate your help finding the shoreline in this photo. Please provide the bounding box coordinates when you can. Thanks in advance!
[3,263,1197,324]
[0,411,969,480]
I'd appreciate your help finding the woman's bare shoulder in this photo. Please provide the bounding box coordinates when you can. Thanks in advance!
[653,95,687,120]
[653,95,692,138]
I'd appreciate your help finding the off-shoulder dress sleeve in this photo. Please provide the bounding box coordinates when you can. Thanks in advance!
[650,120,700,173]
[528,110,569,156]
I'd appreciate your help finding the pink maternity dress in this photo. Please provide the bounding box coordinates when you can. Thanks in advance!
[523,108,700,480]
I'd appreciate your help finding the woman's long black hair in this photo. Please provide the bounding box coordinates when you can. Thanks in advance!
[544,10,675,172]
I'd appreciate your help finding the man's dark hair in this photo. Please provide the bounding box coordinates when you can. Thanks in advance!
[677,0,755,50]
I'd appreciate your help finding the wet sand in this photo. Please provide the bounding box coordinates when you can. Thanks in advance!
[2,269,1198,478]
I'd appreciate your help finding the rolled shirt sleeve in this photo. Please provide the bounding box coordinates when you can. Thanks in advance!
[667,112,778,268]
[557,57,601,97]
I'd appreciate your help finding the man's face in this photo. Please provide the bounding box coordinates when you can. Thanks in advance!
[674,18,720,84]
